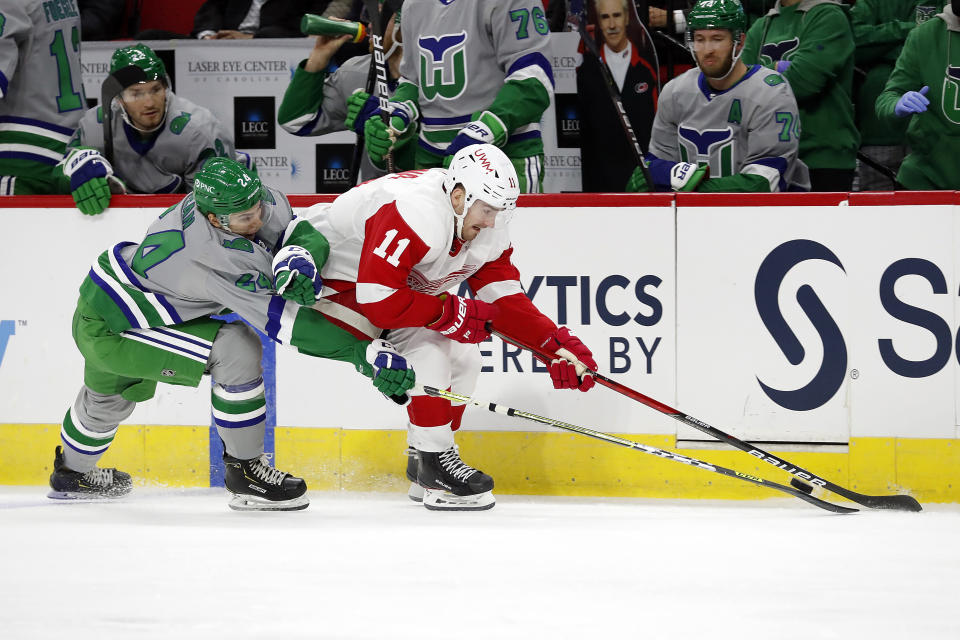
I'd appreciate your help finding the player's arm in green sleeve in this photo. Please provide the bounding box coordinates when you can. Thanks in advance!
[695,173,773,192]
[778,7,855,101]
[289,306,373,375]
[289,307,417,397]
[277,61,328,132]
[875,25,922,123]
[281,218,330,268]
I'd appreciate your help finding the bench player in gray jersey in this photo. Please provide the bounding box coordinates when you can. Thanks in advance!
[61,44,240,216]
[360,0,555,192]
[278,1,414,181]
[48,158,416,511]
[0,0,85,195]
[626,0,810,193]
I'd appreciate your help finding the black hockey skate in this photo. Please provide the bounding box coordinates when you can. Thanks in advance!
[406,447,425,503]
[48,445,132,499]
[223,453,309,511]
[416,445,495,511]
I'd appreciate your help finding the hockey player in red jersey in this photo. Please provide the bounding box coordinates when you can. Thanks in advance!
[305,144,596,510]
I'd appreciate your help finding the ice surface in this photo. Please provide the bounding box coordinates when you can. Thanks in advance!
[1,487,957,640]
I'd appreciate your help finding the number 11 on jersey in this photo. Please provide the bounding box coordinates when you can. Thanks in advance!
[372,229,410,267]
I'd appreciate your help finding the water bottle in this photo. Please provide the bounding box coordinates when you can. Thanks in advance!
[300,14,367,42]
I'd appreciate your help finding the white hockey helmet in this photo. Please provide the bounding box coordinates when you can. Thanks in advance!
[443,144,520,240]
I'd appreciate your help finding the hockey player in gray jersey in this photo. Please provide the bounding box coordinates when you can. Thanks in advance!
[62,44,240,216]
[48,157,416,510]
[278,1,413,181]
[360,0,555,192]
[626,0,810,193]
[0,0,85,195]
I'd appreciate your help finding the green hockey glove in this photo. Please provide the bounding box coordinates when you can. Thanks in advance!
[366,338,416,401]
[272,245,322,306]
[345,89,377,134]
[625,165,653,193]
[62,148,114,215]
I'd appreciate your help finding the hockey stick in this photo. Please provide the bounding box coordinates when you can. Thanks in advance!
[366,0,395,173]
[567,0,652,186]
[856,150,904,190]
[492,328,922,512]
[417,384,856,513]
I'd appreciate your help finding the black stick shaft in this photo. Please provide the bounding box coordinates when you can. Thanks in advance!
[492,329,921,512]
[418,384,855,513]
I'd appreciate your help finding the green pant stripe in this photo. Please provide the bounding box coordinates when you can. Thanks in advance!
[210,393,266,414]
[62,409,116,449]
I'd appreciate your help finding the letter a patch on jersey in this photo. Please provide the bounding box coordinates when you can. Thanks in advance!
[418,32,469,102]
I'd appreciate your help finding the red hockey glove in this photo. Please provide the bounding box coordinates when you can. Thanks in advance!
[427,294,499,344]
[547,327,597,392]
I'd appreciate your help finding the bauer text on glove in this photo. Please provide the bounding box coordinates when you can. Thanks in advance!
[427,294,499,344]
[62,148,114,216]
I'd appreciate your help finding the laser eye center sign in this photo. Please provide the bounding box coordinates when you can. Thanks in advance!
[81,35,585,195]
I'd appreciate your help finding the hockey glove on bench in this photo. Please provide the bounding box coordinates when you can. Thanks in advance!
[62,148,116,215]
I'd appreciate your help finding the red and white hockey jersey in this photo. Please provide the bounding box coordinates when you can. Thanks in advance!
[304,169,556,346]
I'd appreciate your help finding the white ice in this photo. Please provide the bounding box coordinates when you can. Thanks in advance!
[1,487,957,640]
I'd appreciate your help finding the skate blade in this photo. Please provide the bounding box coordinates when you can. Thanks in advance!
[47,490,128,501]
[422,488,495,511]
[227,493,310,511]
[408,482,425,503]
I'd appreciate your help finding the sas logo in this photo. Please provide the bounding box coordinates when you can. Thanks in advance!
[756,239,960,411]
[0,320,16,369]
[234,96,276,149]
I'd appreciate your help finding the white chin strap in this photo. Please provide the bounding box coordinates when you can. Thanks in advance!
[692,37,744,83]
[453,191,478,242]
[384,19,403,61]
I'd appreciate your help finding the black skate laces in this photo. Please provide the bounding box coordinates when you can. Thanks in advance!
[438,445,478,482]
[249,454,286,485]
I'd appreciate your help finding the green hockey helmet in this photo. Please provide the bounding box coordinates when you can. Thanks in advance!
[193,158,264,229]
[686,0,747,40]
[109,44,168,86]
[685,0,748,76]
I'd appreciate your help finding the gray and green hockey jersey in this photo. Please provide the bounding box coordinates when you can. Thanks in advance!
[647,64,811,192]
[67,92,235,194]
[0,0,85,194]
[278,55,402,181]
[396,0,555,164]
[79,187,372,372]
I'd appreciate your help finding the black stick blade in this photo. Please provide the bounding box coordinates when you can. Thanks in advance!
[790,478,923,512]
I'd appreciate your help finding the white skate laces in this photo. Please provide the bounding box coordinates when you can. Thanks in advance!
[248,454,286,485]
[83,467,116,487]
[438,445,478,482]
